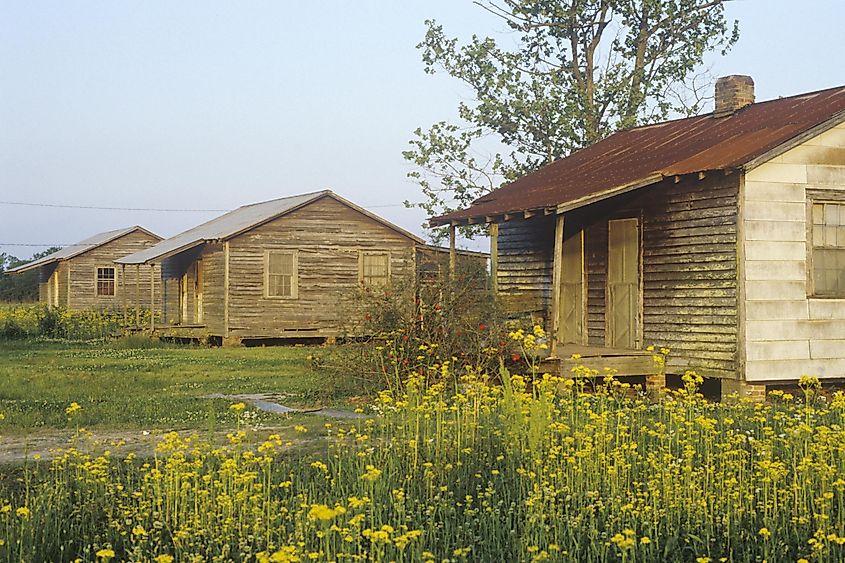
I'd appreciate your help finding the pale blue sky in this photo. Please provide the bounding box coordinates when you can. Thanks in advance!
[1,1,843,256]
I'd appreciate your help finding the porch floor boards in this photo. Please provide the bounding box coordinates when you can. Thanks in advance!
[542,344,660,377]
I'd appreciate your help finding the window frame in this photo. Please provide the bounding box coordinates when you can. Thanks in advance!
[807,189,845,299]
[95,266,117,297]
[264,249,298,299]
[358,251,391,288]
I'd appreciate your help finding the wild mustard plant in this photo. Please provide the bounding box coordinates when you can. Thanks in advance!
[1,355,845,561]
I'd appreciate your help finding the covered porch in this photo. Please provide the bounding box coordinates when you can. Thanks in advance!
[438,171,740,383]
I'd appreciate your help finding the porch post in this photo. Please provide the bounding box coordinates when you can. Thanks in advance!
[224,241,230,338]
[121,264,127,328]
[489,222,498,295]
[135,265,141,328]
[162,264,167,327]
[149,265,155,333]
[550,214,565,358]
[448,223,456,277]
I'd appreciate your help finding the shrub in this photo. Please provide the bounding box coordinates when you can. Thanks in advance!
[328,263,512,391]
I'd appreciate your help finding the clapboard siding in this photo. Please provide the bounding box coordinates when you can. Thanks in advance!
[585,221,608,346]
[496,215,554,316]
[225,196,416,337]
[742,121,845,382]
[637,175,739,376]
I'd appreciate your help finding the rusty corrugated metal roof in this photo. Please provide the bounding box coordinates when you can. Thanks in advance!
[431,85,845,225]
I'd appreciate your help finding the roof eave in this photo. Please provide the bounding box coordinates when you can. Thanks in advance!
[115,240,208,266]
[430,173,665,227]
[4,258,59,275]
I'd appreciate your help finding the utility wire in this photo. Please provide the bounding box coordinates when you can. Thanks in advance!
[1,243,89,247]
[0,201,227,212]
[0,200,409,211]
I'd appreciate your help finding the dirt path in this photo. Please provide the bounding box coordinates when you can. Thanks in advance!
[0,394,367,465]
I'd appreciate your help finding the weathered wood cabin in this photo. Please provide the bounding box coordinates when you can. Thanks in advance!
[116,190,487,344]
[5,226,162,311]
[432,76,845,398]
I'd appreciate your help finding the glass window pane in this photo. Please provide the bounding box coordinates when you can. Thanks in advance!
[826,204,839,226]
[813,204,824,225]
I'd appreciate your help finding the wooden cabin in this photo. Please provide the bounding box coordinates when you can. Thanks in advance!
[432,76,845,399]
[5,226,162,311]
[116,190,487,344]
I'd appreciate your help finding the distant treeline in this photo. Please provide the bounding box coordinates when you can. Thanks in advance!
[0,248,60,302]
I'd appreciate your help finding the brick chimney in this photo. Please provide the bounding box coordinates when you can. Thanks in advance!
[714,75,755,116]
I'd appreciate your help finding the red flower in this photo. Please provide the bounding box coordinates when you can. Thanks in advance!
[364,313,372,321]
[511,354,521,362]
[479,323,486,331]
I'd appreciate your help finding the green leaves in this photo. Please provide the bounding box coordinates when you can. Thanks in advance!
[405,0,739,237]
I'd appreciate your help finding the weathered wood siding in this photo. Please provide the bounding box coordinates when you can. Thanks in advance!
[202,244,225,334]
[638,175,739,377]
[63,230,161,311]
[56,263,69,307]
[585,221,608,346]
[742,121,845,381]
[225,196,417,337]
[496,215,555,317]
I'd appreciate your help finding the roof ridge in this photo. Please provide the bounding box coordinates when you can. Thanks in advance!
[611,83,845,136]
[238,189,331,209]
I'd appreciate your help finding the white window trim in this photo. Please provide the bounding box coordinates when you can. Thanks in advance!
[95,265,118,298]
[264,249,299,299]
[358,251,391,287]
[807,190,845,299]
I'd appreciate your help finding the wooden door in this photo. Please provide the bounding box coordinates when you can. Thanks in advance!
[46,271,58,308]
[558,231,585,344]
[180,271,189,323]
[607,218,640,349]
[195,261,204,324]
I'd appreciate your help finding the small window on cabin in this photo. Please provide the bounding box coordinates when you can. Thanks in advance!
[96,267,116,296]
[266,251,297,298]
[812,202,845,297]
[360,252,390,287]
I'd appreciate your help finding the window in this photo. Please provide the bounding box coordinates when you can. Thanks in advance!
[360,252,390,287]
[811,201,845,297]
[96,267,116,296]
[265,251,297,298]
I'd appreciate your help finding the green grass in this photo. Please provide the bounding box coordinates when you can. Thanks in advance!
[0,338,369,433]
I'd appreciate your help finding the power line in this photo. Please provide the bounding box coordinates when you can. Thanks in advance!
[0,201,227,212]
[0,200,410,212]
[1,243,87,247]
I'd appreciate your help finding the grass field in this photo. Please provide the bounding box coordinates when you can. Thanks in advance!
[0,338,368,434]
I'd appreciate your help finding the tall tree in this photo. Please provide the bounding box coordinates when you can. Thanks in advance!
[404,0,739,239]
